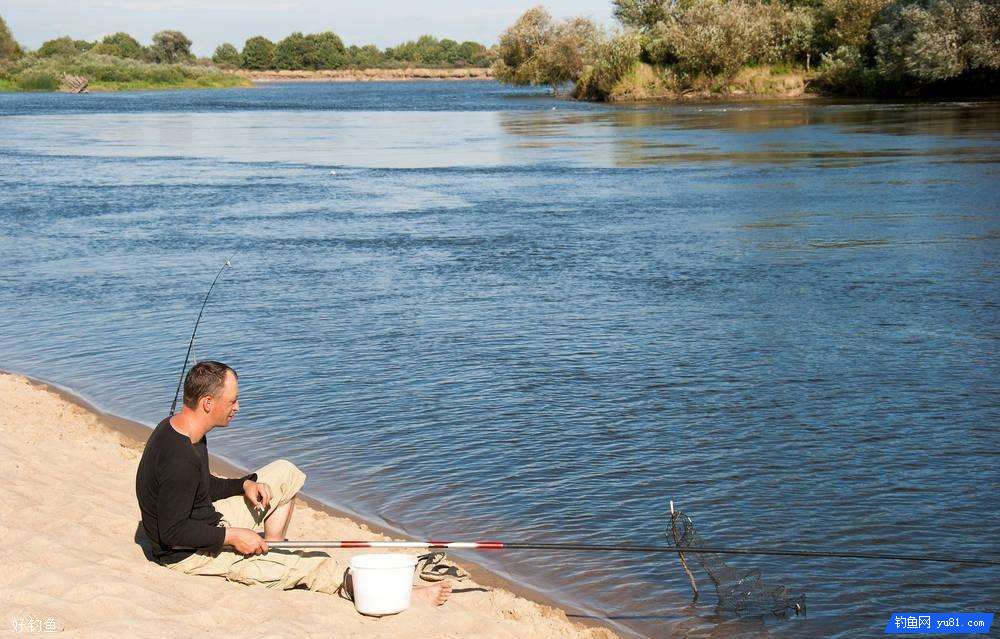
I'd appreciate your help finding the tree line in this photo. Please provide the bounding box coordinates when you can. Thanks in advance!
[0,18,494,71]
[492,0,999,99]
[224,33,493,70]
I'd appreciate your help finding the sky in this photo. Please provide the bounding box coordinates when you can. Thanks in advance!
[3,0,616,56]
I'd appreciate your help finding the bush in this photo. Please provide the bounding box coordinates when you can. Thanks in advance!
[15,69,59,90]
[241,36,275,70]
[817,0,999,95]
[212,43,240,67]
[873,0,999,83]
[658,0,773,79]
[148,30,193,64]
[814,45,882,93]
[574,31,643,99]
[763,3,815,64]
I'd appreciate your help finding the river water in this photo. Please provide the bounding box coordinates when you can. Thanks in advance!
[1,82,997,638]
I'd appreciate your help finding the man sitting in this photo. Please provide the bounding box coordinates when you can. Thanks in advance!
[135,360,451,606]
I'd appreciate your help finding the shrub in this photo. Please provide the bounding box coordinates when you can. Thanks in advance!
[814,45,882,93]
[212,43,241,67]
[241,36,275,70]
[574,31,643,99]
[658,0,773,79]
[641,21,678,66]
[15,69,59,90]
[873,0,999,83]
[763,3,815,64]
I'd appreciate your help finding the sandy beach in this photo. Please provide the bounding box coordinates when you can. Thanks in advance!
[0,372,616,638]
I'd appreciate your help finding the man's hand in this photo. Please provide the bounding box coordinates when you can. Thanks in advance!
[225,527,269,556]
[243,479,272,513]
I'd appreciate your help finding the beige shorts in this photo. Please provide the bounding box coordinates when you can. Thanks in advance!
[162,459,347,595]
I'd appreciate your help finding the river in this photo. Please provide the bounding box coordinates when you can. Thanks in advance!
[1,82,997,638]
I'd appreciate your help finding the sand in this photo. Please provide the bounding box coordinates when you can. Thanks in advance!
[0,373,616,638]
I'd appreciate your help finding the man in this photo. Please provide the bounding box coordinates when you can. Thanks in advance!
[135,360,451,606]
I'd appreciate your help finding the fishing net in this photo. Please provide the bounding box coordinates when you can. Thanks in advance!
[668,510,806,619]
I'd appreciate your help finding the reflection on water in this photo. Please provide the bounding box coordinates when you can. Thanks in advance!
[0,83,997,639]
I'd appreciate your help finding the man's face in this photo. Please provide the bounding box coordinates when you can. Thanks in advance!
[204,371,240,427]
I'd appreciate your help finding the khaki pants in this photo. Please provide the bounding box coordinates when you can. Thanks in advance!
[162,459,347,595]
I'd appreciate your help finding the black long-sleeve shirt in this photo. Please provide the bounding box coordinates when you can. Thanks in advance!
[135,417,257,563]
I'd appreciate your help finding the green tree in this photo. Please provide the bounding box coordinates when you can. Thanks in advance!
[348,44,383,67]
[815,0,893,52]
[274,32,309,68]
[306,31,347,68]
[148,30,193,63]
[93,32,144,58]
[37,36,94,57]
[0,15,23,61]
[241,36,276,69]
[492,7,599,88]
[212,42,241,67]
[458,41,489,66]
[439,38,460,64]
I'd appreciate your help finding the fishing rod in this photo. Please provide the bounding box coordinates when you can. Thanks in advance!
[169,256,235,415]
[260,539,999,567]
[244,503,999,567]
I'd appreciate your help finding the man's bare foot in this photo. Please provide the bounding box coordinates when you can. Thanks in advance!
[412,581,452,607]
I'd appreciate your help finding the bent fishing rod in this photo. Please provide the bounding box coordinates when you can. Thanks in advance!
[170,256,235,415]
[259,538,998,567]
[250,502,998,567]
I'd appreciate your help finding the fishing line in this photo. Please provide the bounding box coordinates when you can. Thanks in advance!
[169,256,235,415]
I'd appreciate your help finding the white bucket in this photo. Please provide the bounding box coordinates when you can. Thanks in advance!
[349,553,418,616]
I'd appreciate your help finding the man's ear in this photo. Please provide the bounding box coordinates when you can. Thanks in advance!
[200,395,214,413]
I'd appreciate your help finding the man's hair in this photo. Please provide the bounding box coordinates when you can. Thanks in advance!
[183,361,238,410]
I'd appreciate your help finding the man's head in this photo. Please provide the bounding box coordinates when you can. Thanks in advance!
[182,361,240,427]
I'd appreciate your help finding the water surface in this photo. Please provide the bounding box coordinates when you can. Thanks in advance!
[1,82,998,638]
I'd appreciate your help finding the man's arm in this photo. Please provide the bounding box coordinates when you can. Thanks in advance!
[156,456,227,553]
[209,471,258,501]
